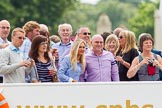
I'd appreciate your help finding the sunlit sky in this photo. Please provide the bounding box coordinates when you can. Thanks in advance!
[80,0,100,4]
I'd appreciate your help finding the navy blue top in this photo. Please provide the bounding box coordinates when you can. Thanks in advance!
[36,60,53,82]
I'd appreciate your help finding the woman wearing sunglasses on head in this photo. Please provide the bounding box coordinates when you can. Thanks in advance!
[29,35,57,83]
[116,30,139,81]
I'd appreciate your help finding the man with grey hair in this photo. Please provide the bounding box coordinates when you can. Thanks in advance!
[0,20,11,49]
[52,23,73,66]
[76,26,92,53]
[39,23,56,47]
[40,24,49,33]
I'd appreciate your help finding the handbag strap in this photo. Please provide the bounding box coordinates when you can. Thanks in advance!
[33,64,40,81]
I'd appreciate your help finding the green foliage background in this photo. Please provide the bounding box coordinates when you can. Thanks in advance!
[0,0,78,37]
[0,0,160,40]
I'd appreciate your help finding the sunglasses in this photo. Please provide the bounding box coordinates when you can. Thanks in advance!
[83,32,91,35]
[118,36,123,39]
[40,41,48,45]
[17,37,26,40]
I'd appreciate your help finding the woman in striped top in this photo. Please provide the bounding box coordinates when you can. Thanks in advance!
[29,35,57,82]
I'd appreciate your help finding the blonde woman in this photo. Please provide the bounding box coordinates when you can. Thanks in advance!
[116,30,139,81]
[58,38,86,82]
[105,34,119,55]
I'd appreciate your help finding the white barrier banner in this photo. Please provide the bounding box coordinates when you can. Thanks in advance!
[0,82,161,108]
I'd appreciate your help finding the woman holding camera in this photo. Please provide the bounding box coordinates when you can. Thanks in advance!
[127,33,162,81]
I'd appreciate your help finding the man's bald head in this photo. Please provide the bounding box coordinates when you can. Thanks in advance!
[91,34,103,42]
[0,20,11,40]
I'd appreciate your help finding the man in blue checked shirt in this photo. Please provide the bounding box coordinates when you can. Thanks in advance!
[20,21,40,82]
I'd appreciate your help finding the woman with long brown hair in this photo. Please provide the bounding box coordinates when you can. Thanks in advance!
[29,35,57,82]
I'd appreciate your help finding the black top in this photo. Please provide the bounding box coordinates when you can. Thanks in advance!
[117,48,139,81]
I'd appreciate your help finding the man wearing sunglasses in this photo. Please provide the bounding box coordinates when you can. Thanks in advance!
[0,28,34,83]
[0,20,11,50]
[76,27,91,53]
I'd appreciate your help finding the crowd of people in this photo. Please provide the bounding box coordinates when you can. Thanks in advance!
[0,19,162,83]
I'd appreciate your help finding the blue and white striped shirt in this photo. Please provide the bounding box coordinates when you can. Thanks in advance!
[36,60,53,82]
